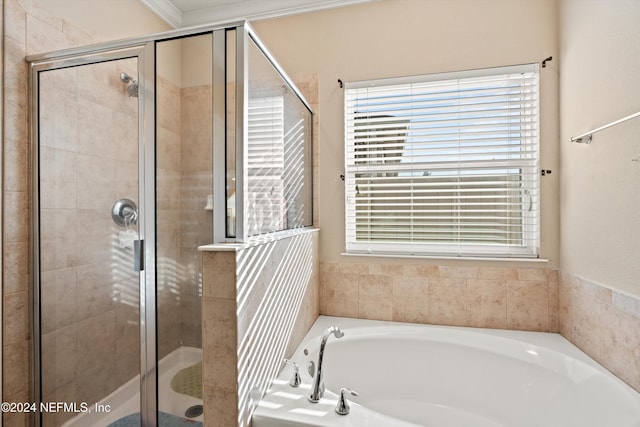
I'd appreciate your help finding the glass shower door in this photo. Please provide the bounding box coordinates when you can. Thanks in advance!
[35,51,150,427]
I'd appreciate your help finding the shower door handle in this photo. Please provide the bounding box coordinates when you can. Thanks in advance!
[134,239,144,272]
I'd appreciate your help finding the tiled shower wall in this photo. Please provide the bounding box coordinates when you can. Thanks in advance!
[156,75,210,358]
[156,74,183,359]
[178,83,212,349]
[3,1,104,426]
[2,5,209,427]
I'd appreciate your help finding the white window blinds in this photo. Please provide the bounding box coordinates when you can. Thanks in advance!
[344,64,540,258]
[247,96,285,235]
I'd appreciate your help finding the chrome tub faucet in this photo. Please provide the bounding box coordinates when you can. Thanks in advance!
[308,326,344,403]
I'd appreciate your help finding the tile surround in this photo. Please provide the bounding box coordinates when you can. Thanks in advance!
[559,272,640,392]
[321,262,559,332]
[320,262,640,395]
[201,229,319,427]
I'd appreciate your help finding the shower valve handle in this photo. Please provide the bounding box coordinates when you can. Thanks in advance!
[112,198,138,227]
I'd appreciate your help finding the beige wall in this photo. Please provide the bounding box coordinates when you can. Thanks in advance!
[559,0,640,298]
[557,0,640,393]
[31,0,169,45]
[251,0,560,335]
[253,0,560,269]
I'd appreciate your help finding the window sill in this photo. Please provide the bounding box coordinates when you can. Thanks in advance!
[341,252,549,263]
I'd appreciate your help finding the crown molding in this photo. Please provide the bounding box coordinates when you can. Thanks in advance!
[141,0,376,28]
[183,0,375,26]
[140,0,182,28]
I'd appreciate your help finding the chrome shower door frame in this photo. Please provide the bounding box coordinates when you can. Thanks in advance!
[29,43,158,427]
[27,18,315,427]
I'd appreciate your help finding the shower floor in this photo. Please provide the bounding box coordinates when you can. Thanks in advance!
[62,347,203,427]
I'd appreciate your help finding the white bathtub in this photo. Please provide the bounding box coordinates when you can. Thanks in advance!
[253,316,640,427]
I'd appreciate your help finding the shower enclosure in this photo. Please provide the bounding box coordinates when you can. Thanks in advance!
[29,22,312,427]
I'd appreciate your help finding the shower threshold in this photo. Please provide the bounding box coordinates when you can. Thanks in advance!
[61,347,203,427]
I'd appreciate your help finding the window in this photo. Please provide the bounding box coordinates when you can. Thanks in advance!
[247,95,285,235]
[344,64,540,258]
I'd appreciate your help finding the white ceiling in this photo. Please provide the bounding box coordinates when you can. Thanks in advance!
[140,0,376,28]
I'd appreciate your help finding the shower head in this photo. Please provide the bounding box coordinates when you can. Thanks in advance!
[120,72,139,98]
[120,72,135,83]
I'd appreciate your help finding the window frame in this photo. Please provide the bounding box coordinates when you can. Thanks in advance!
[343,64,540,259]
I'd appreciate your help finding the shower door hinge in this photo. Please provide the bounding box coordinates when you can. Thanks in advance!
[134,239,144,272]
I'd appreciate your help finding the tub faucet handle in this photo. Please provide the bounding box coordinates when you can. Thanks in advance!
[283,359,302,388]
[335,387,358,415]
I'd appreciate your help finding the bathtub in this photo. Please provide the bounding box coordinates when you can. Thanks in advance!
[253,316,640,427]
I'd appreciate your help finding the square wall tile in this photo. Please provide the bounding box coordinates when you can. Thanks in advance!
[506,280,549,331]
[428,278,467,326]
[392,276,429,323]
[358,274,393,321]
[467,279,507,329]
